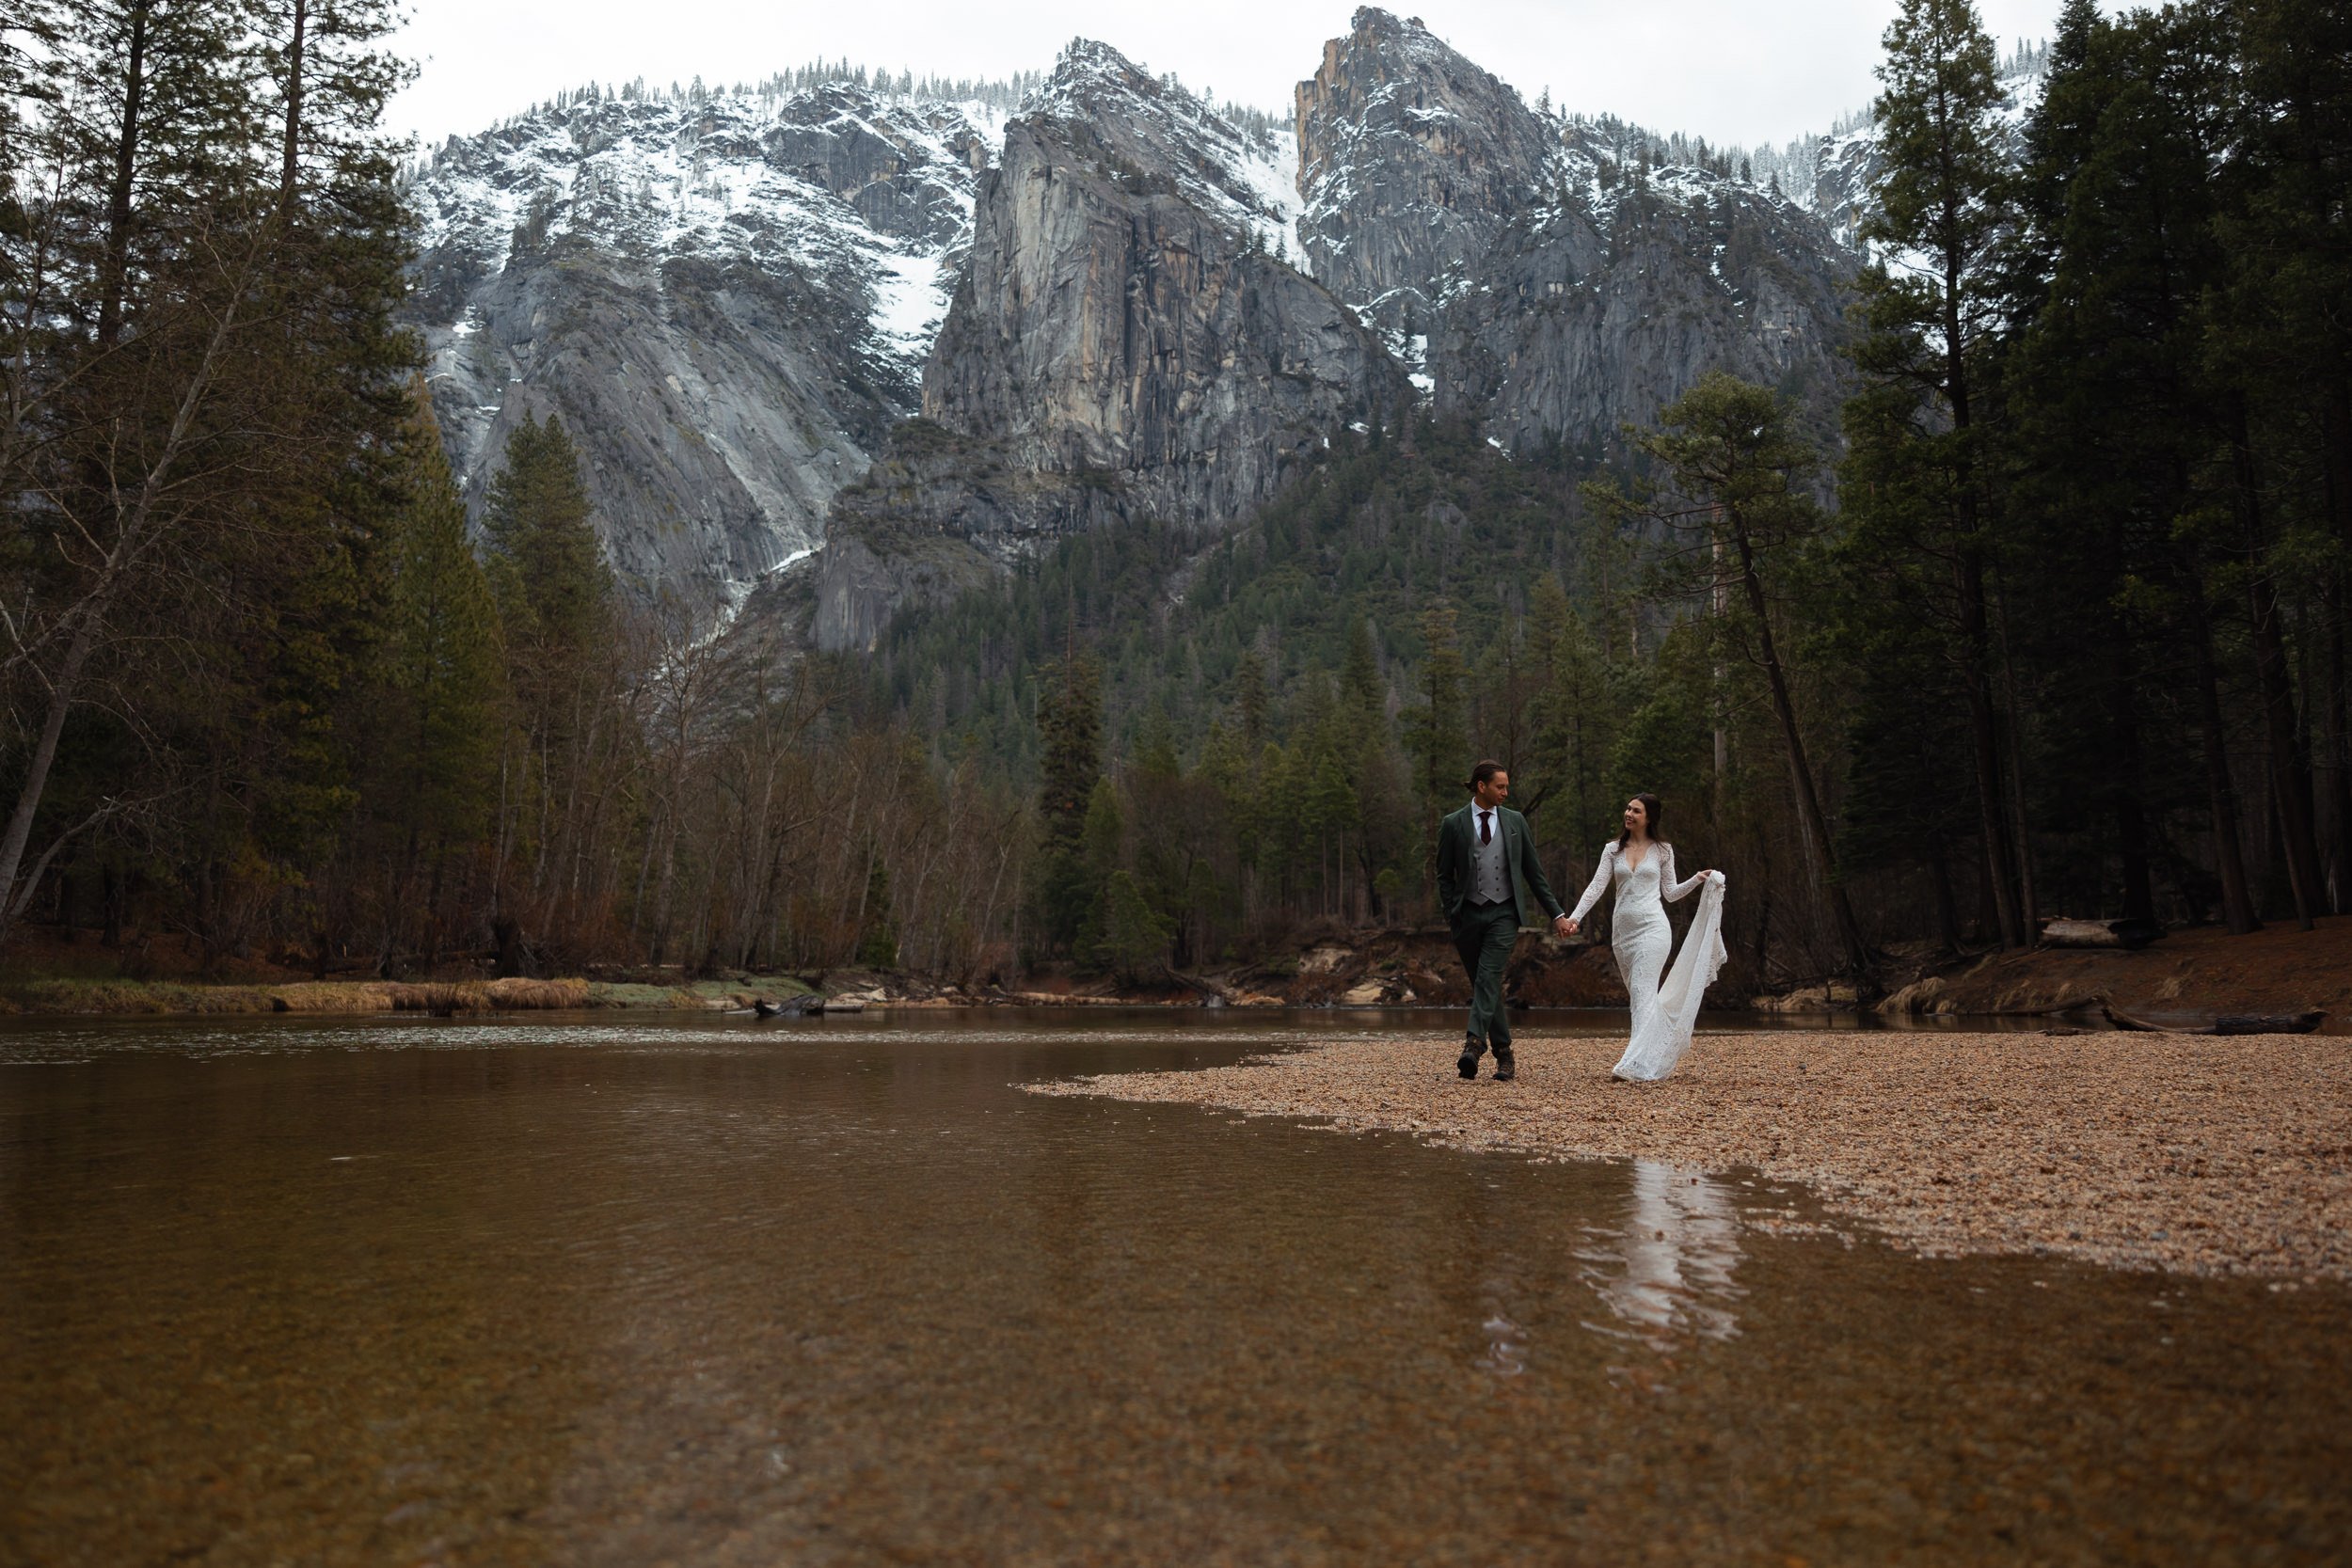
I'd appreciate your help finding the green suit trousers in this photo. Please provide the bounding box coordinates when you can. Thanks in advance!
[1453,901,1518,1054]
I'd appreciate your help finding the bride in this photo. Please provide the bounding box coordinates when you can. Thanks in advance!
[1565,794,1728,1082]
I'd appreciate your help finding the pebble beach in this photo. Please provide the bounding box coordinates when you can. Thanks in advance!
[1031,1029,2352,1282]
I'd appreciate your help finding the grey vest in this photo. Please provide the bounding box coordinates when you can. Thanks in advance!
[1469,807,1510,905]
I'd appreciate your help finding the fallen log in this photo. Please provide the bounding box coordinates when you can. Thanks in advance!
[2040,918,2165,950]
[2102,1006,2325,1036]
[1159,964,1233,1005]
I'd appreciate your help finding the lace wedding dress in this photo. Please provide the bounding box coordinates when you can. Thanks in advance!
[1569,842,1728,1082]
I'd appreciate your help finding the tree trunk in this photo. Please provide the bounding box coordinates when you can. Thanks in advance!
[1730,526,1872,980]
[2234,400,2323,927]
[278,0,308,212]
[2325,587,2351,912]
[2248,572,2322,929]
[2187,584,2262,934]
[0,605,103,942]
[1942,194,2022,950]
[1929,836,1962,956]
[96,2,151,351]
[2111,675,2154,924]
[0,269,247,943]
[1960,565,2023,947]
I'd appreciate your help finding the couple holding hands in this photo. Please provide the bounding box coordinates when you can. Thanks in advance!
[1435,761,1727,1085]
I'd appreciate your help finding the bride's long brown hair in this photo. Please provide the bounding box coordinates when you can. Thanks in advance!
[1617,793,1665,850]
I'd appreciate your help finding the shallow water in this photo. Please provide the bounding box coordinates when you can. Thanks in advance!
[1,1009,2344,1565]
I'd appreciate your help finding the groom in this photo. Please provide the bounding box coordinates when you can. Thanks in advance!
[1436,761,1571,1082]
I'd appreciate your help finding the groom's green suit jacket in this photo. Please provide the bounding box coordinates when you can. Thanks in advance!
[1435,802,1566,929]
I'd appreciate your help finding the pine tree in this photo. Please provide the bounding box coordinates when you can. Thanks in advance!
[1598,373,1873,979]
[1097,870,1170,984]
[1030,655,1103,953]
[1845,0,2032,947]
[1406,605,1467,808]
[483,412,611,652]
[1075,776,1123,964]
[2212,0,2352,920]
[1232,645,1270,750]
[0,0,415,953]
[1526,573,1618,857]
[378,388,506,883]
[2001,5,2252,931]
[1341,615,1383,721]
[477,410,622,947]
[855,855,900,968]
[62,0,265,352]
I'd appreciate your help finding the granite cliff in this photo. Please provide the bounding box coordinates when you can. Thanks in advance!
[787,42,1403,652]
[408,13,2038,656]
[405,82,998,624]
[1296,8,1855,456]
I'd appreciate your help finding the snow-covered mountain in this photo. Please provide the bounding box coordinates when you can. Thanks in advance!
[793,40,1401,652]
[1295,8,1855,463]
[1801,40,2052,249]
[403,11,2046,644]
[405,81,1005,624]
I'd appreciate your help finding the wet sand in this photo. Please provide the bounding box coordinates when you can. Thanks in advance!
[1032,1029,2352,1282]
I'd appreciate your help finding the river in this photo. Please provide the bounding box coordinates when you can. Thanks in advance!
[2,1009,2344,1564]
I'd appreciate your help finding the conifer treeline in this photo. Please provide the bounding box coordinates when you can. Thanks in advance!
[898,0,2352,988]
[501,61,1052,128]
[0,1,1018,980]
[5,1,2347,989]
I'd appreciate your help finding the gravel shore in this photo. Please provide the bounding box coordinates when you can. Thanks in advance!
[1030,1029,2352,1282]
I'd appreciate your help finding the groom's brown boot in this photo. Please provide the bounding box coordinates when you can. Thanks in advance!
[1492,1049,1516,1082]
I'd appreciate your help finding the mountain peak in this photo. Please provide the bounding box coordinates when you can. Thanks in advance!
[1028,38,1169,118]
[1297,6,1555,326]
[1334,8,1513,93]
[1017,38,1299,246]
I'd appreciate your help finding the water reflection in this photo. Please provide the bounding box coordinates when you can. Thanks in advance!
[1579,1161,1744,1344]
[2,1015,2344,1565]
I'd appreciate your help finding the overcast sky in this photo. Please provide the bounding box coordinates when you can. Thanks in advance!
[387,0,2065,156]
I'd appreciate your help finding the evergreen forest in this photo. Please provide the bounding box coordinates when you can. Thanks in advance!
[3,0,2348,993]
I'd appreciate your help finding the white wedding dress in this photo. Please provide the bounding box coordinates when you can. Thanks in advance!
[1569,842,1728,1082]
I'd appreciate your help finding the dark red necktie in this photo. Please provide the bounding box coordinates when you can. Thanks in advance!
[1480,812,1492,846]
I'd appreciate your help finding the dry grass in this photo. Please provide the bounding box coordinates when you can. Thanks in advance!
[1032,1029,2352,1282]
[2,972,800,1019]
[382,978,592,1013]
[8,978,284,1015]
[5,975,603,1017]
[267,982,396,1013]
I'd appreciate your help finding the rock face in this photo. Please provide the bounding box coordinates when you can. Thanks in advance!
[802,42,1406,651]
[1805,43,2049,251]
[1437,166,1857,457]
[1296,8,1856,454]
[1295,8,1559,334]
[409,20,2044,657]
[405,85,998,624]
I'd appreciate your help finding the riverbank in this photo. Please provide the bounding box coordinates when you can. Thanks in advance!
[1876,913,2352,1027]
[1031,1029,2352,1283]
[12,910,2352,1022]
[0,975,814,1017]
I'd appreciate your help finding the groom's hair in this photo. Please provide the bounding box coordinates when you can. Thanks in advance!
[1465,759,1506,791]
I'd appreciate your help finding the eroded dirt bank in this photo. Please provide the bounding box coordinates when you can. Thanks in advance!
[1878,915,2352,1026]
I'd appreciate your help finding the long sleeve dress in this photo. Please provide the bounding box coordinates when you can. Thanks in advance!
[1569,841,1728,1081]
